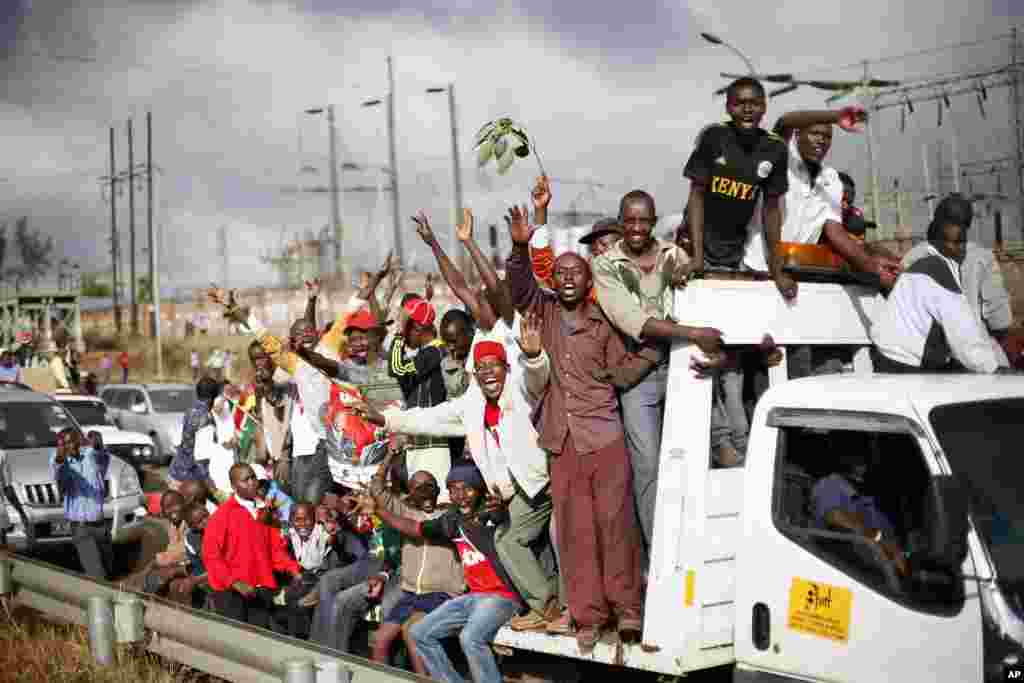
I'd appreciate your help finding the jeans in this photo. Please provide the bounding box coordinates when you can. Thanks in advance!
[619,363,667,550]
[310,560,373,649]
[411,593,520,683]
[291,440,332,505]
[713,366,749,458]
[72,520,113,580]
[310,560,402,653]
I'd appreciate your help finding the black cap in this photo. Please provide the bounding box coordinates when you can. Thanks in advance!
[578,217,622,245]
[933,193,973,230]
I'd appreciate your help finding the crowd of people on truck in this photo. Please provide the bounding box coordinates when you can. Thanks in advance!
[36,75,1024,683]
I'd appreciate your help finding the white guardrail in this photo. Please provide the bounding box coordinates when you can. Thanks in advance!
[0,553,426,683]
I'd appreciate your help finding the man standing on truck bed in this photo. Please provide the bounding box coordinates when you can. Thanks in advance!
[592,190,726,551]
[684,77,792,297]
[506,204,645,653]
[871,194,1004,374]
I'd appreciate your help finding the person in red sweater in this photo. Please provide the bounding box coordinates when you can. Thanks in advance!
[203,463,301,629]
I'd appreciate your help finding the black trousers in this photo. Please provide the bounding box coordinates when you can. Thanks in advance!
[290,440,332,506]
[71,520,113,581]
[210,588,278,630]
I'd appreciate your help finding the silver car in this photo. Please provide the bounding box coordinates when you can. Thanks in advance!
[101,383,196,464]
[0,390,148,552]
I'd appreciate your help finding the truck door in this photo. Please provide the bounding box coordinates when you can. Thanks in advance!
[734,409,982,683]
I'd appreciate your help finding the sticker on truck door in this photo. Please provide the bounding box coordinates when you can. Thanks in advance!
[786,578,852,643]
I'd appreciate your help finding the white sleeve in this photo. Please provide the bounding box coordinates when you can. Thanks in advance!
[383,399,466,438]
[925,283,1000,373]
[522,350,550,404]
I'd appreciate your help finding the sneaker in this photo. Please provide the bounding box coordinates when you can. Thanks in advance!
[545,609,573,636]
[576,625,602,655]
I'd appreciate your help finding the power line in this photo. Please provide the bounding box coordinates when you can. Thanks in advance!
[802,30,1016,76]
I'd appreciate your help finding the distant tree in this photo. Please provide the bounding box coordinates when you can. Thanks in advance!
[80,273,113,298]
[3,217,54,288]
[138,276,153,304]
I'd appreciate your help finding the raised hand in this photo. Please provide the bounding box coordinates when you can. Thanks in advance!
[352,399,386,426]
[375,251,394,283]
[425,272,435,302]
[456,208,474,243]
[838,106,868,133]
[484,485,507,515]
[505,204,532,244]
[304,278,322,299]
[515,311,543,359]
[412,211,437,246]
[531,175,551,211]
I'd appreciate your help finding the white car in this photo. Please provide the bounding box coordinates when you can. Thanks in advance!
[54,393,159,475]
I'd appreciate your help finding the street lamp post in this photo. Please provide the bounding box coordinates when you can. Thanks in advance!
[362,57,404,263]
[700,32,755,75]
[426,83,467,275]
[305,105,344,278]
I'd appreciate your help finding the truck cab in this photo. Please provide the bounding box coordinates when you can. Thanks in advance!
[491,280,1023,682]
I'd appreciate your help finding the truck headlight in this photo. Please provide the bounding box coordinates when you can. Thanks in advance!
[141,445,154,458]
[132,447,142,457]
[118,466,141,496]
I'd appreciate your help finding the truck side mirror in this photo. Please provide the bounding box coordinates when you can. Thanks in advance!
[924,475,970,572]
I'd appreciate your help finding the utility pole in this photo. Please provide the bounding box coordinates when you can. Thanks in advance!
[922,143,936,216]
[1011,27,1024,239]
[128,118,138,335]
[386,56,403,263]
[864,60,883,238]
[218,225,229,287]
[146,111,163,379]
[326,104,343,278]
[447,83,467,275]
[109,127,122,334]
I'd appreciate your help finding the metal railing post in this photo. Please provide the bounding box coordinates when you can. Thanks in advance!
[114,595,145,643]
[87,595,115,666]
[283,658,317,683]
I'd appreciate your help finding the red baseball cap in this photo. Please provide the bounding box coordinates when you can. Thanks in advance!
[344,308,381,333]
[403,298,436,327]
[473,340,507,365]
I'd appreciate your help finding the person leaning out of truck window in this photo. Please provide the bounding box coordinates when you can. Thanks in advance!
[50,427,114,580]
[870,194,1006,374]
[811,449,909,578]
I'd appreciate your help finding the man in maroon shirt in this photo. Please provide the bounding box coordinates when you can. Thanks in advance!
[505,205,644,653]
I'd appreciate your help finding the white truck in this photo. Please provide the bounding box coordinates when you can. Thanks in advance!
[485,280,1023,683]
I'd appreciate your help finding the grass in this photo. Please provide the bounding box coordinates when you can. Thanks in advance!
[0,599,223,683]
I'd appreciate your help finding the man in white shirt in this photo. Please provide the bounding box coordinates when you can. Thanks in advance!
[742,107,899,288]
[871,195,1003,374]
[356,314,560,632]
[742,108,900,378]
[901,195,1012,368]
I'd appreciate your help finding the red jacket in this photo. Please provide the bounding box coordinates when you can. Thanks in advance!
[202,496,300,592]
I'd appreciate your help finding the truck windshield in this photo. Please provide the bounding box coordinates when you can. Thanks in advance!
[148,389,195,413]
[0,402,78,449]
[930,398,1024,586]
[59,401,110,427]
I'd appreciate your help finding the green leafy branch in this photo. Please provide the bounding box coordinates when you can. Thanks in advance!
[474,117,546,177]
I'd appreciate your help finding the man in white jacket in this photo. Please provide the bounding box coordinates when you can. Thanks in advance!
[871,195,1003,374]
[356,313,560,631]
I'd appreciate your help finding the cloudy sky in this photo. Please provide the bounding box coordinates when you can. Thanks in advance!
[1,0,1022,294]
